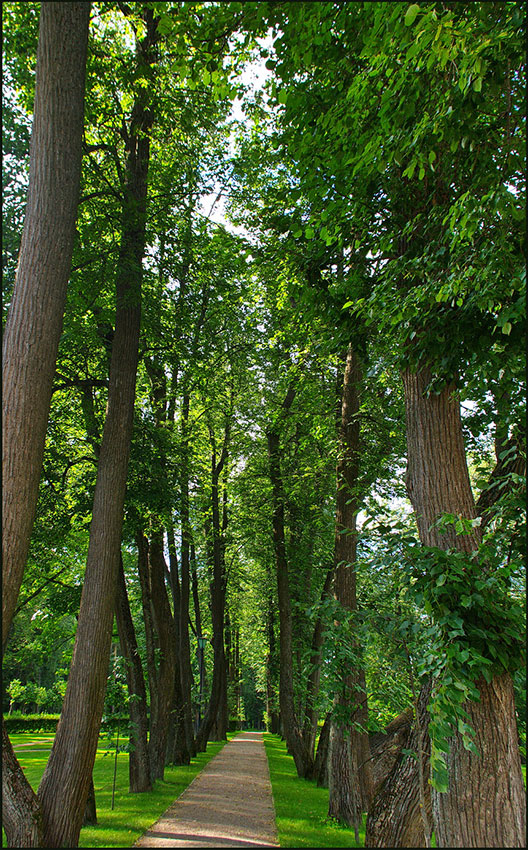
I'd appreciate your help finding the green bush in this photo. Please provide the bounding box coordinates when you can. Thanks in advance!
[4,712,131,735]
[3,713,60,733]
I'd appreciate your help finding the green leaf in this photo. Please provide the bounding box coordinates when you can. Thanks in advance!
[404,4,420,26]
[501,322,512,335]
[278,89,288,105]
[305,226,314,239]
[157,15,173,36]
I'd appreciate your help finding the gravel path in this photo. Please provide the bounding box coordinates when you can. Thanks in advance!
[135,731,279,848]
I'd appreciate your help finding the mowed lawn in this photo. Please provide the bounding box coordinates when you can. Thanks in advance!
[264,733,365,847]
[4,732,227,848]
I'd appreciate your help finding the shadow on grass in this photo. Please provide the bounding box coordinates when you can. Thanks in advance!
[2,731,228,849]
[263,733,365,848]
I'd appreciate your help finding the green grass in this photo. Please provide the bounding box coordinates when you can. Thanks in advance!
[264,733,364,847]
[4,731,228,848]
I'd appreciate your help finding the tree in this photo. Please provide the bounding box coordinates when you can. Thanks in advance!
[328,345,373,829]
[253,3,525,844]
[36,8,159,846]
[2,0,90,655]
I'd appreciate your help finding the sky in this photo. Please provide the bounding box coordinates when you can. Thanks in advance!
[197,35,275,235]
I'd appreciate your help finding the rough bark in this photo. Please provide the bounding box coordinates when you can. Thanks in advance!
[402,366,526,847]
[2,1,90,655]
[37,15,157,842]
[2,720,43,847]
[433,673,526,847]
[329,346,374,823]
[115,555,151,793]
[365,679,432,847]
[402,368,481,553]
[369,707,413,796]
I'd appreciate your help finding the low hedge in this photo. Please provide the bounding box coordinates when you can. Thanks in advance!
[4,713,129,734]
[3,713,59,733]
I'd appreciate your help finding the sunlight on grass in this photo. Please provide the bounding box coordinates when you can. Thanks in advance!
[264,733,365,848]
[4,732,228,848]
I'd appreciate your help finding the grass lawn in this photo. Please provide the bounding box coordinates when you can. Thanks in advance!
[4,731,228,848]
[264,733,365,848]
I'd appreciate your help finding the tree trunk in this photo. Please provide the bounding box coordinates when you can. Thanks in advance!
[369,707,413,796]
[329,345,373,824]
[402,366,526,847]
[179,395,197,757]
[2,720,43,847]
[267,425,313,778]
[166,529,191,766]
[314,711,331,787]
[37,20,157,839]
[301,566,334,769]
[2,1,90,656]
[114,554,151,793]
[82,776,97,826]
[196,422,230,749]
[147,530,177,781]
[191,542,208,730]
[365,679,432,847]
[265,559,280,734]
[433,673,526,847]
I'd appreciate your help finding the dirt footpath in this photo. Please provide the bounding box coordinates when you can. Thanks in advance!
[135,731,279,848]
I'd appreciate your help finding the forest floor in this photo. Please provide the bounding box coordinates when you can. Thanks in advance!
[134,731,279,848]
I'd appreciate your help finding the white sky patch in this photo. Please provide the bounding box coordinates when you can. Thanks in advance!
[197,33,275,235]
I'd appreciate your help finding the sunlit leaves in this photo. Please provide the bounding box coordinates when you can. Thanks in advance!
[404,4,420,27]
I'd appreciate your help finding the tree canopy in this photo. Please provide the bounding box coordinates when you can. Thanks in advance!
[2,2,525,848]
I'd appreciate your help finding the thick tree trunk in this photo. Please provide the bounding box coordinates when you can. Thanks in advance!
[37,14,158,845]
[267,426,313,778]
[369,707,413,796]
[2,721,43,847]
[2,1,90,655]
[329,346,373,823]
[365,679,432,847]
[115,555,151,793]
[402,366,526,847]
[433,673,526,847]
